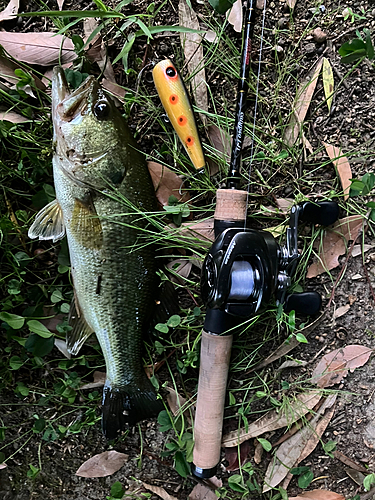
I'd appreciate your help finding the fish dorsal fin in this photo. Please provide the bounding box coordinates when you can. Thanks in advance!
[70,197,103,250]
[67,297,94,355]
[28,199,65,243]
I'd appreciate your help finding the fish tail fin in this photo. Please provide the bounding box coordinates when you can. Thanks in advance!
[101,379,163,440]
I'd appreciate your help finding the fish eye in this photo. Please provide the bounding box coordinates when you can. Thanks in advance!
[94,100,110,120]
[166,66,176,78]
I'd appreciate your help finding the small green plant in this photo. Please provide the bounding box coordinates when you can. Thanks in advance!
[342,7,366,23]
[339,29,374,64]
[107,481,125,500]
[364,473,375,492]
[322,440,337,458]
[349,173,375,221]
[290,465,314,489]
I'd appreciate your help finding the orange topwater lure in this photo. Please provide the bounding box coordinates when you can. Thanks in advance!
[152,59,205,172]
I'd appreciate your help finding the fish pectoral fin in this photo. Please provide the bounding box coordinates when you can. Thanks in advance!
[28,199,65,243]
[71,197,103,250]
[67,298,94,355]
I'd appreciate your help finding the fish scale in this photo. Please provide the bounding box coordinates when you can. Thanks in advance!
[29,67,162,439]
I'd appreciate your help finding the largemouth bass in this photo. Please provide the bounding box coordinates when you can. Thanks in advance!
[28,67,162,439]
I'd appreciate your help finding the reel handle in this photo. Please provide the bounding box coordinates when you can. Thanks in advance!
[192,330,233,477]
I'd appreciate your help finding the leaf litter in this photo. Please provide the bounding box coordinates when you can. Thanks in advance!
[0,0,19,22]
[228,0,243,33]
[142,483,178,500]
[322,57,334,112]
[75,450,129,478]
[147,161,190,206]
[311,344,373,388]
[289,490,345,500]
[323,142,352,201]
[263,394,337,492]
[307,215,365,278]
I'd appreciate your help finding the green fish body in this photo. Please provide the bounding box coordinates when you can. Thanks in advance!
[29,67,162,439]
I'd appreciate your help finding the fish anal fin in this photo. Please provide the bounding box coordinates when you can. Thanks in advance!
[28,199,65,243]
[67,298,94,355]
[71,197,103,250]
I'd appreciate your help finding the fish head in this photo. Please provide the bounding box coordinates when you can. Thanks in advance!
[52,67,130,188]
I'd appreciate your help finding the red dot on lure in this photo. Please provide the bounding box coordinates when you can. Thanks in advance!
[186,136,194,146]
[178,115,187,126]
[169,94,179,105]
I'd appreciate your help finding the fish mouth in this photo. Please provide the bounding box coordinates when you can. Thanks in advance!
[52,67,100,121]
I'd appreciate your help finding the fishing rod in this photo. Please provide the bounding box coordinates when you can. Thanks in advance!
[152,0,339,480]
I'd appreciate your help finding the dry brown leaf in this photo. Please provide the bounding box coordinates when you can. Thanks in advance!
[57,0,65,10]
[83,18,116,84]
[0,55,46,90]
[147,161,190,206]
[253,439,263,464]
[76,450,128,477]
[323,143,352,201]
[334,450,368,473]
[282,397,336,489]
[207,124,231,163]
[166,386,188,417]
[0,0,19,22]
[188,477,222,500]
[202,30,218,43]
[222,390,321,448]
[0,32,76,66]
[283,58,323,147]
[256,0,265,8]
[306,215,364,278]
[143,483,178,500]
[0,463,6,469]
[312,345,373,388]
[179,218,214,244]
[352,244,374,258]
[289,490,345,500]
[179,0,208,124]
[225,441,251,472]
[0,110,29,123]
[80,371,106,390]
[166,258,193,284]
[333,304,350,319]
[285,0,297,9]
[276,198,294,214]
[263,394,337,492]
[228,0,242,33]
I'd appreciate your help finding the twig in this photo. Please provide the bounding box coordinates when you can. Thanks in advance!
[331,23,368,43]
[362,260,375,305]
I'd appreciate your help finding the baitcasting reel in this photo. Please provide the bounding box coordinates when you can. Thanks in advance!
[201,201,339,321]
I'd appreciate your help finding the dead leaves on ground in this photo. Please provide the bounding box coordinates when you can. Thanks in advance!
[324,143,352,201]
[306,215,365,278]
[147,161,190,206]
[0,32,76,66]
[312,344,372,388]
[289,491,345,500]
[0,0,19,22]
[76,450,128,477]
[143,483,178,500]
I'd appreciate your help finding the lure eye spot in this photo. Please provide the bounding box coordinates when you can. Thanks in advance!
[178,115,187,126]
[169,94,178,105]
[166,66,177,78]
[186,136,194,146]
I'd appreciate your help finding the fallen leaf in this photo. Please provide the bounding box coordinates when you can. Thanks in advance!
[0,110,29,123]
[345,467,366,486]
[188,478,222,500]
[143,483,178,500]
[263,394,336,492]
[57,0,65,10]
[202,30,218,43]
[0,463,7,469]
[283,57,323,147]
[289,490,345,500]
[0,32,76,66]
[222,390,321,447]
[228,0,242,32]
[166,386,188,417]
[76,451,128,477]
[148,161,190,206]
[276,198,294,214]
[80,370,106,390]
[207,124,231,164]
[83,18,117,84]
[178,218,215,244]
[277,359,307,370]
[285,0,297,9]
[253,439,263,464]
[352,244,374,258]
[306,215,365,278]
[333,450,368,473]
[323,143,351,201]
[322,57,334,112]
[101,79,126,99]
[166,258,193,284]
[179,0,208,124]
[0,0,19,22]
[333,304,350,319]
[311,345,373,388]
[54,339,71,359]
[225,440,251,472]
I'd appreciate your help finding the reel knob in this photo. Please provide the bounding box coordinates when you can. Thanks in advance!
[299,201,339,226]
[284,291,322,316]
